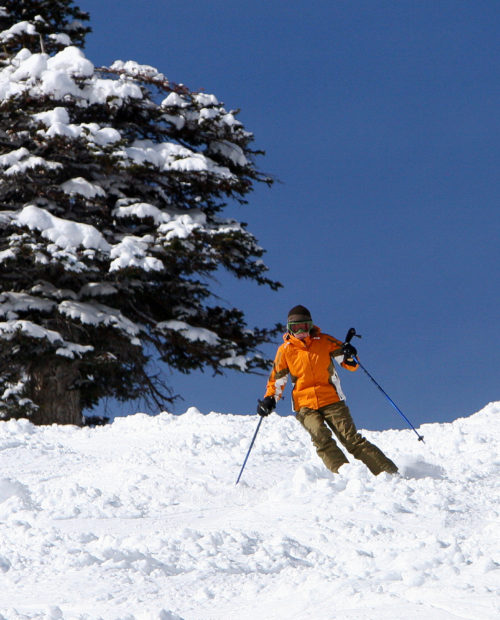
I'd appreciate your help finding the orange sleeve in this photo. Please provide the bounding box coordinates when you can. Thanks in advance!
[265,344,290,401]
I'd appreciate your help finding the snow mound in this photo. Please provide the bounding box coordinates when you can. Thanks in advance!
[0,401,498,619]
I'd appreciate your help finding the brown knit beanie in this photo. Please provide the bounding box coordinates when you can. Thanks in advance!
[287,305,312,322]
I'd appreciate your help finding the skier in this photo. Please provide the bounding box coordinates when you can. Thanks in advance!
[257,305,398,476]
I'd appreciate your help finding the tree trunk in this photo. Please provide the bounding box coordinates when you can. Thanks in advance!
[28,360,83,426]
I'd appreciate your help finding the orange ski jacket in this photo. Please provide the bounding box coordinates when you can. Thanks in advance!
[264,327,358,412]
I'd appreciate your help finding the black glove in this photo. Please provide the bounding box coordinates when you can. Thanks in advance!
[342,342,358,365]
[257,396,276,416]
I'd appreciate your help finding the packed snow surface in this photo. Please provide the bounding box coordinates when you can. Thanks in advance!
[0,402,498,619]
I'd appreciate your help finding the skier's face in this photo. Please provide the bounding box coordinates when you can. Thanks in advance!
[288,321,312,340]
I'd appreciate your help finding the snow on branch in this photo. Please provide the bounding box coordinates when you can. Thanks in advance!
[155,321,249,371]
[0,319,93,359]
[156,320,220,346]
[0,292,55,318]
[0,294,140,349]
[0,47,142,104]
[109,60,166,83]
[33,107,122,146]
[109,235,164,273]
[0,20,38,43]
[0,147,62,175]
[13,205,111,252]
[61,177,106,199]
[118,140,235,179]
[58,301,142,345]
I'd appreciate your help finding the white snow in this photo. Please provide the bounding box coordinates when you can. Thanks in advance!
[219,352,249,371]
[0,147,62,176]
[48,33,73,47]
[58,301,141,345]
[62,177,104,198]
[113,203,210,244]
[113,201,168,224]
[0,292,55,318]
[120,140,234,178]
[158,212,206,241]
[209,139,250,166]
[110,59,166,82]
[89,76,143,106]
[162,91,189,108]
[193,93,219,107]
[33,106,70,126]
[14,205,111,252]
[0,47,143,104]
[61,177,106,199]
[10,52,48,82]
[0,319,93,359]
[0,402,498,619]
[0,293,140,351]
[0,248,16,264]
[0,20,38,43]
[109,235,164,273]
[32,107,122,146]
[157,320,221,345]
[31,282,78,301]
[46,46,94,78]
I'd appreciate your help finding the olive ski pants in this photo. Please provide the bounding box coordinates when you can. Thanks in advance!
[296,401,398,475]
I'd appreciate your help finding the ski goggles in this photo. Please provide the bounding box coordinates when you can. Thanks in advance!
[288,320,313,334]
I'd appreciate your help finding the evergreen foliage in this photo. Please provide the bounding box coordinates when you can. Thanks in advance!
[0,1,280,424]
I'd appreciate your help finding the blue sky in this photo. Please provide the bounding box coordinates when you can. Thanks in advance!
[81,0,499,431]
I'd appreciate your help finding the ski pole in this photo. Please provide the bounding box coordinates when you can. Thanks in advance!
[236,416,263,484]
[354,356,424,442]
[345,328,424,442]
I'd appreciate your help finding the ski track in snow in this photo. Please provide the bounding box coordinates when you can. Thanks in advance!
[0,403,498,620]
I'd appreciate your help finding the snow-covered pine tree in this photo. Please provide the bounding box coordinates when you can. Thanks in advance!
[0,1,280,425]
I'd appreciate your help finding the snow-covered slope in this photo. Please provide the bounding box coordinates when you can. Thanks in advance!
[0,403,498,619]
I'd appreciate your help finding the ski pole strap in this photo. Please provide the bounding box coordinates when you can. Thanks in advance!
[354,356,424,442]
[236,416,264,484]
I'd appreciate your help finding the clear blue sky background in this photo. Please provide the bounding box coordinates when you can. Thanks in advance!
[81,0,499,431]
